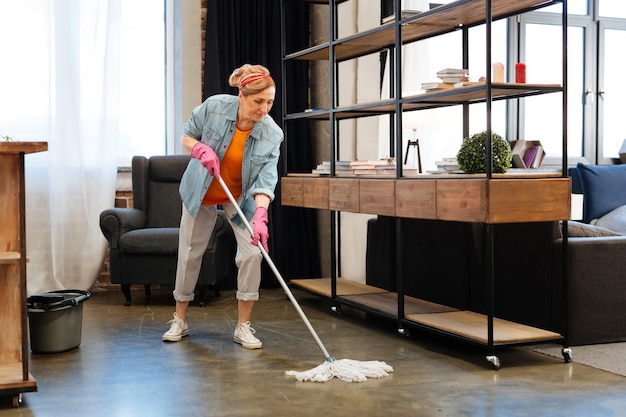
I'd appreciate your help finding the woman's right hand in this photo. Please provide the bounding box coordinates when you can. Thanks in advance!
[191,142,220,178]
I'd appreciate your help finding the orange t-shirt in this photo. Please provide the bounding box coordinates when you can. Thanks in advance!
[202,127,250,205]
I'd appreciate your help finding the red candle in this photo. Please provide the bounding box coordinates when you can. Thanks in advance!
[515,62,526,83]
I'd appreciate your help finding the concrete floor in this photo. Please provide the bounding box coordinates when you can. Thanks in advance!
[2,287,626,417]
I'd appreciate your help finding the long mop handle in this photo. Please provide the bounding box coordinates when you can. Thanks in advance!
[217,176,333,361]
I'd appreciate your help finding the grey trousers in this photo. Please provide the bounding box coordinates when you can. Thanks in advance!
[173,204,262,302]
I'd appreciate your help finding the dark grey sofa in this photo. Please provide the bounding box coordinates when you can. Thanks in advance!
[99,155,237,305]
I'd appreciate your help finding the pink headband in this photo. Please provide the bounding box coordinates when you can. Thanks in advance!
[239,73,272,90]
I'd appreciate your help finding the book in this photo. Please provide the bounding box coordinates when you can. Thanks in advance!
[439,76,466,83]
[436,68,469,76]
[436,68,469,83]
[350,159,395,168]
[531,145,544,168]
[382,10,421,24]
[522,146,538,168]
[312,160,352,174]
[435,158,460,171]
[421,81,465,91]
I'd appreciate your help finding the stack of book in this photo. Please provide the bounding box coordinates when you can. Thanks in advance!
[312,159,419,175]
[421,68,470,91]
[436,68,469,83]
[350,159,396,175]
[311,160,352,175]
[430,157,462,173]
[350,160,419,175]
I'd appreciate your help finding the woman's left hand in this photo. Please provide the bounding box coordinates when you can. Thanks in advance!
[250,207,269,252]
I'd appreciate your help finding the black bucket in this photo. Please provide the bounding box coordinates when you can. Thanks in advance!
[27,290,91,353]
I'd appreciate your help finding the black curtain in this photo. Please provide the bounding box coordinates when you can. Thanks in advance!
[204,1,320,287]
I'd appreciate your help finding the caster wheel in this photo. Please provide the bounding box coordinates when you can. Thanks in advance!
[486,355,501,370]
[397,328,409,337]
[13,393,22,408]
[331,305,343,315]
[562,347,573,363]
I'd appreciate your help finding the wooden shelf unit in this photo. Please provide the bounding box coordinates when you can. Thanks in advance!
[0,141,48,403]
[280,0,569,368]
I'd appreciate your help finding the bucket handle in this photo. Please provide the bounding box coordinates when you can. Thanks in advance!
[28,290,91,311]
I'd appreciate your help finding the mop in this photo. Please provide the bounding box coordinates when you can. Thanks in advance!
[217,176,393,382]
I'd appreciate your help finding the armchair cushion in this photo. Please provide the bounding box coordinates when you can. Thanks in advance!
[119,228,180,254]
[592,205,626,235]
[567,220,620,237]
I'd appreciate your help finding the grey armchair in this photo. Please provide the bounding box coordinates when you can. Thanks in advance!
[99,155,236,306]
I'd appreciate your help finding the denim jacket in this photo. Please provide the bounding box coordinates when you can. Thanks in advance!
[179,94,283,228]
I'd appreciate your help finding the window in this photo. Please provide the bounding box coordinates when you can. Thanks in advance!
[118,0,166,165]
[0,1,167,166]
[522,0,626,164]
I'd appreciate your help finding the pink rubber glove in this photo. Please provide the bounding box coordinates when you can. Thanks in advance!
[191,141,220,178]
[250,207,269,252]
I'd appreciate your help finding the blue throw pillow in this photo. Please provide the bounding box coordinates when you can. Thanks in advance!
[576,162,626,223]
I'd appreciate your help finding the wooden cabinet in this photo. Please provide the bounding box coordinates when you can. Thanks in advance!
[280,0,570,368]
[0,141,47,406]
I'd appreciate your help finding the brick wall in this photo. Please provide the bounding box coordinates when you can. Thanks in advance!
[201,0,206,86]
[93,190,133,291]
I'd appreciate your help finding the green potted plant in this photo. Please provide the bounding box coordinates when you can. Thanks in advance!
[456,130,512,174]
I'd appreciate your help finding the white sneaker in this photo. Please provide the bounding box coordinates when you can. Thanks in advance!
[162,313,189,342]
[234,321,262,349]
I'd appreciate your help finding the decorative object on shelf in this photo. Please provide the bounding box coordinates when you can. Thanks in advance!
[456,131,513,174]
[515,62,526,83]
[404,128,422,173]
[492,62,505,82]
[512,139,545,169]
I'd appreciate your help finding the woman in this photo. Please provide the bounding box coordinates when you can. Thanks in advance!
[162,64,283,349]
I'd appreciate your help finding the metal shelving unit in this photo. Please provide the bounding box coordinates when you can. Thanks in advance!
[280,0,570,369]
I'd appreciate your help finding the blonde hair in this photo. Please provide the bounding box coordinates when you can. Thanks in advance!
[229,64,275,95]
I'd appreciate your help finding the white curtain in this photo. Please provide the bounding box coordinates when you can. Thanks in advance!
[0,1,121,294]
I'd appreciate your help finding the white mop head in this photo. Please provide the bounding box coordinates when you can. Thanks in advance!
[286,358,393,382]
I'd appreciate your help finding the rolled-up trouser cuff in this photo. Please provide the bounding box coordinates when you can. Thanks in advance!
[236,291,260,301]
[173,292,195,302]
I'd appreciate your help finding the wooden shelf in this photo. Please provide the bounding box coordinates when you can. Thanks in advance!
[342,292,459,318]
[287,0,557,62]
[281,176,571,223]
[0,252,21,264]
[291,278,458,317]
[0,141,48,155]
[290,278,561,345]
[0,366,37,392]
[290,277,388,297]
[405,310,562,345]
[285,83,562,121]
